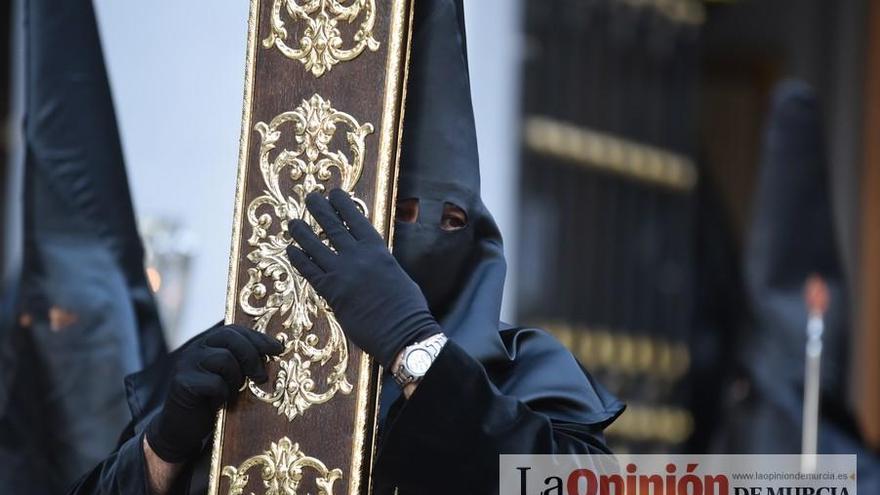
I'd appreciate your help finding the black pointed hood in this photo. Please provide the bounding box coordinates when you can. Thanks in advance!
[748,81,844,292]
[743,80,850,445]
[5,0,168,486]
[22,0,166,371]
[393,0,506,360]
[398,0,479,195]
[384,0,623,430]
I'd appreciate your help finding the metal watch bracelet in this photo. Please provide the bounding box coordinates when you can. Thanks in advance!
[392,333,448,387]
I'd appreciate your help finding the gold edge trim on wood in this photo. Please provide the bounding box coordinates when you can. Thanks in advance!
[209,408,226,495]
[373,0,407,237]
[385,0,415,259]
[367,0,416,494]
[366,363,384,495]
[352,1,415,493]
[209,0,261,493]
[349,352,372,495]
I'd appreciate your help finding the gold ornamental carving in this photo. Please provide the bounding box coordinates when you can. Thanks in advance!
[241,93,374,420]
[222,437,343,495]
[263,0,380,77]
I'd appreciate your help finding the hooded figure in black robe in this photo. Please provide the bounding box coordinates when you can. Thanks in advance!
[718,80,880,492]
[1,0,166,492]
[68,1,623,493]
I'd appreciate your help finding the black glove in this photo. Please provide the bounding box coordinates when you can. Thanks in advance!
[146,324,283,463]
[286,189,442,368]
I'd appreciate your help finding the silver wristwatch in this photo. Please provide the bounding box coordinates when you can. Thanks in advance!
[392,333,448,387]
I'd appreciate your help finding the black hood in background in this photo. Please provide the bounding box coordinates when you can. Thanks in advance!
[745,80,849,395]
[735,80,853,456]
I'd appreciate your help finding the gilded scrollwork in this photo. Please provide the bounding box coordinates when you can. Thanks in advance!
[241,93,374,420]
[263,0,380,77]
[222,437,342,495]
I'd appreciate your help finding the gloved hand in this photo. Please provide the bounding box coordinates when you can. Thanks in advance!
[146,324,283,463]
[286,189,442,368]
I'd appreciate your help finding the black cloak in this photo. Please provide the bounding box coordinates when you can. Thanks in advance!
[2,0,167,492]
[68,1,623,493]
[719,80,879,492]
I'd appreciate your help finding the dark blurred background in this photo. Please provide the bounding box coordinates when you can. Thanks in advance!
[513,0,879,460]
[1,0,879,489]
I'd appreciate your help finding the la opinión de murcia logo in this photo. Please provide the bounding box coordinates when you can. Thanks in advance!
[510,460,855,495]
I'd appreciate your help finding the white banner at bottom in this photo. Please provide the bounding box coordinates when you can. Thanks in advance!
[500,454,856,495]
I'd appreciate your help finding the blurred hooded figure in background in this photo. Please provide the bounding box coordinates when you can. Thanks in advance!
[69,0,623,493]
[1,0,167,493]
[718,80,880,493]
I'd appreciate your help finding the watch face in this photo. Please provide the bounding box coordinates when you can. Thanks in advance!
[405,348,433,375]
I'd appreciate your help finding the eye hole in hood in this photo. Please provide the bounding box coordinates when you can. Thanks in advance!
[394,198,468,232]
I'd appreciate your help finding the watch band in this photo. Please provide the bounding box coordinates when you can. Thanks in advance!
[392,333,448,387]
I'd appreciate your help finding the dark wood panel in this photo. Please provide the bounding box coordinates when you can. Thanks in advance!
[209,2,413,493]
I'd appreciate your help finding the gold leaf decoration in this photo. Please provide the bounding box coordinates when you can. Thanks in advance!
[222,437,342,495]
[263,0,380,77]
[242,94,374,420]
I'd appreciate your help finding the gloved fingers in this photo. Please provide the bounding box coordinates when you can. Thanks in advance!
[289,219,336,269]
[226,324,284,357]
[175,372,232,409]
[199,348,245,398]
[287,244,324,284]
[328,188,383,243]
[204,326,269,383]
[306,192,356,252]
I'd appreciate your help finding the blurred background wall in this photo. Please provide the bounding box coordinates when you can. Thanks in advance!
[512,0,877,456]
[92,1,249,347]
